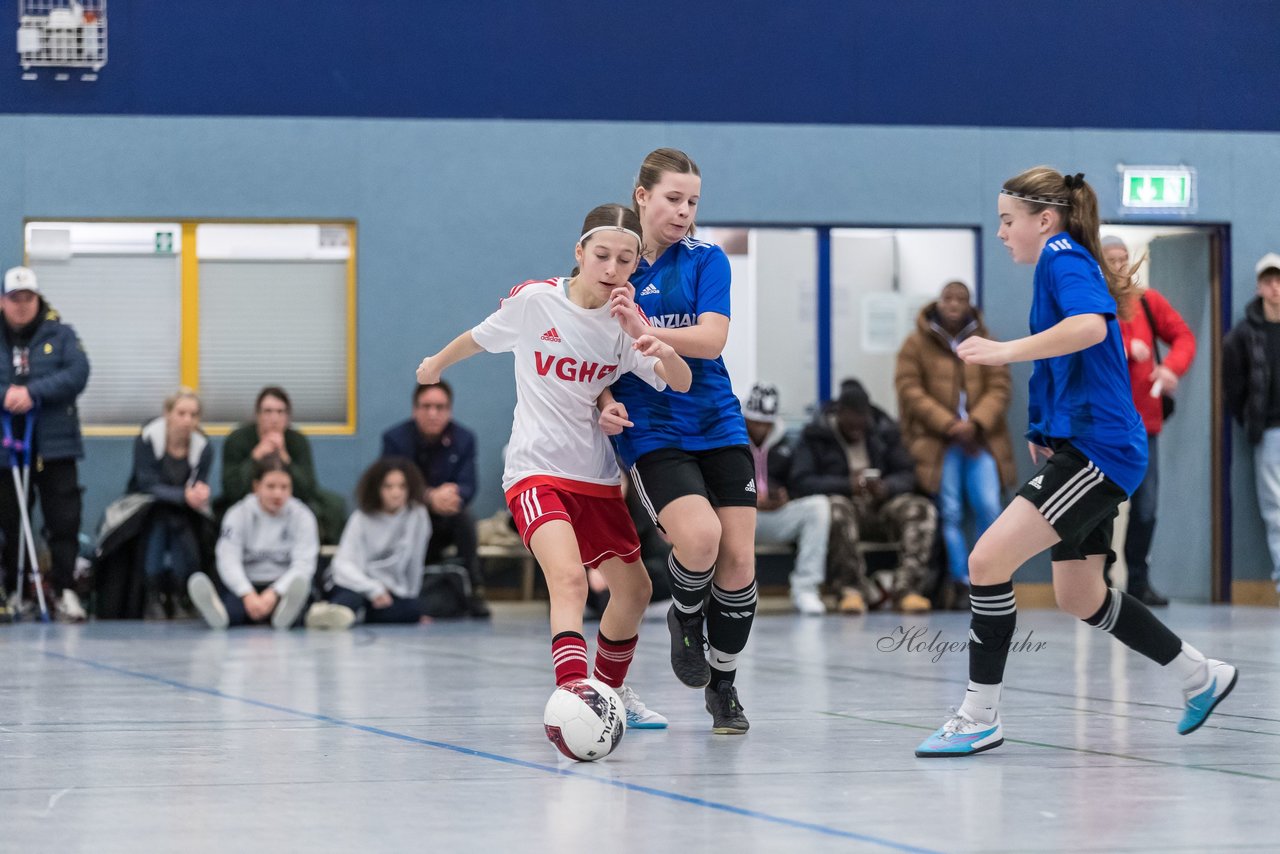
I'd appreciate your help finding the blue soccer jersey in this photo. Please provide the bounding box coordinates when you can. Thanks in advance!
[1026,233,1147,495]
[610,236,749,467]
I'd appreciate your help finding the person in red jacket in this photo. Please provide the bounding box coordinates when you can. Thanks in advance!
[1100,236,1196,606]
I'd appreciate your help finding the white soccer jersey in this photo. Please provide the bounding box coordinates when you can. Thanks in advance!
[471,278,666,495]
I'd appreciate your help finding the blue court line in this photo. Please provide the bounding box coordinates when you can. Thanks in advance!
[42,650,943,854]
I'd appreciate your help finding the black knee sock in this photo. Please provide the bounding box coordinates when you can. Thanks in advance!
[706,580,757,687]
[668,552,714,615]
[968,581,1017,685]
[1084,588,1181,665]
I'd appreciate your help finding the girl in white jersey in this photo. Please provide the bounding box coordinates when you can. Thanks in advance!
[415,204,692,730]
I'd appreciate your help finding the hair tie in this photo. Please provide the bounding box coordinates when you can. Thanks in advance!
[1063,172,1085,190]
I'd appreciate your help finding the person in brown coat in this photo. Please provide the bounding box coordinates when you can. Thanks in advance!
[895,281,1016,605]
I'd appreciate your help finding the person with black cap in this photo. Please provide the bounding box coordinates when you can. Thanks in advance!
[0,266,91,621]
[742,382,830,615]
[789,379,937,613]
[1224,252,1280,593]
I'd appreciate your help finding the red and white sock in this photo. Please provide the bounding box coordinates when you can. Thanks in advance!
[551,631,589,686]
[592,632,638,689]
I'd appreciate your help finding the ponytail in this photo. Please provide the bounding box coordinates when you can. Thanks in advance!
[1003,166,1135,320]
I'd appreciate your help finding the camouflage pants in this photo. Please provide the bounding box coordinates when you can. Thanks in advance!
[826,493,937,597]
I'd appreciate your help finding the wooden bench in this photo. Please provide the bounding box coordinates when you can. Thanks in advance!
[478,543,539,601]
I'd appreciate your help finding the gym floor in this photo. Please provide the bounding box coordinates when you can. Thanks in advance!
[2,603,1275,853]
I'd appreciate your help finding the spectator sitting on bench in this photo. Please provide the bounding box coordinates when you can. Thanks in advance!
[790,380,938,614]
[743,382,831,616]
[220,386,347,544]
[129,387,214,619]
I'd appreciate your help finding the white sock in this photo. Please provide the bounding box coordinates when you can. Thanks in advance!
[1165,641,1209,691]
[959,680,1001,724]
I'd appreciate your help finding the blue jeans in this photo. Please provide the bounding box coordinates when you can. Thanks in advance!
[141,512,200,584]
[1123,433,1159,593]
[1257,427,1280,585]
[939,445,1003,584]
[329,585,424,624]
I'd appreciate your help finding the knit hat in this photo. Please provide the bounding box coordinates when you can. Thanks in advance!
[742,383,780,423]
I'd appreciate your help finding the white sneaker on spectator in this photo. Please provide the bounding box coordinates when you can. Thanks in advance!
[271,576,311,630]
[187,573,228,629]
[617,684,668,729]
[791,588,826,616]
[58,589,87,622]
[304,602,356,630]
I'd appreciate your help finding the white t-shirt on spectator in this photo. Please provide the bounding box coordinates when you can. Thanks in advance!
[471,278,665,495]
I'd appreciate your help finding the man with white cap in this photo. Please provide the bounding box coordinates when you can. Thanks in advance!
[1224,253,1280,593]
[742,382,831,615]
[1,266,91,620]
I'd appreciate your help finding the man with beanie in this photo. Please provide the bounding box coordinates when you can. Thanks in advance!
[1224,253,1280,593]
[790,380,938,613]
[0,266,91,620]
[743,383,830,615]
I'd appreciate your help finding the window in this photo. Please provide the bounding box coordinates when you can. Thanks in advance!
[22,220,357,434]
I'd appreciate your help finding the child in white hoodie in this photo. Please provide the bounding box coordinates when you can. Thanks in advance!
[187,454,318,629]
[306,457,431,628]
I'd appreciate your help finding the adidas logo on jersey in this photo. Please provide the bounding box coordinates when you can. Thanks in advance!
[745,478,757,494]
[1029,475,1044,489]
[540,327,562,343]
[639,284,661,296]
[1047,238,1072,252]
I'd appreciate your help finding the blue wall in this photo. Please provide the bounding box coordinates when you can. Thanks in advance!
[4,1,1280,131]
[1,114,1276,585]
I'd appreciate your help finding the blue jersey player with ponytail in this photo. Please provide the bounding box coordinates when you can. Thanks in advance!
[915,166,1238,758]
[601,148,756,734]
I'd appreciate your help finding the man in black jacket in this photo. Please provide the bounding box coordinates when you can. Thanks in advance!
[1,267,91,620]
[381,381,489,616]
[789,381,937,613]
[1223,253,1280,590]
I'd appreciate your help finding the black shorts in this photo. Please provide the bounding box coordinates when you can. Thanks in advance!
[1016,441,1129,562]
[627,445,756,525]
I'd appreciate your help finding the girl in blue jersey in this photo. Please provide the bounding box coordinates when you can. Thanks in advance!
[915,167,1237,757]
[600,148,755,734]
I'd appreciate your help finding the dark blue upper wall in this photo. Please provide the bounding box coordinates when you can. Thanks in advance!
[4,0,1280,131]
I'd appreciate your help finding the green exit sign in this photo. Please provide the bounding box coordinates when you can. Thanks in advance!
[1120,166,1195,211]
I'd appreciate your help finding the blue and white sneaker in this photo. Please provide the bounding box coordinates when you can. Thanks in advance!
[617,684,668,729]
[1178,660,1238,735]
[915,708,1003,757]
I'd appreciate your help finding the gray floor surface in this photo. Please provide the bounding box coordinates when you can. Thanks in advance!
[2,602,1277,853]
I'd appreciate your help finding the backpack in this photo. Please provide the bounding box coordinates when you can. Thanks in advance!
[420,563,472,618]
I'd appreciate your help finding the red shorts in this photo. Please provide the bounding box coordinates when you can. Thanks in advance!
[505,477,641,569]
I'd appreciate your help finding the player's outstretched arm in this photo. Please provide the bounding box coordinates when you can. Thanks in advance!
[417,331,485,384]
[957,314,1106,367]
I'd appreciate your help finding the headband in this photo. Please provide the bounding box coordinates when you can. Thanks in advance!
[579,225,642,250]
[1000,189,1070,207]
[1001,172,1086,208]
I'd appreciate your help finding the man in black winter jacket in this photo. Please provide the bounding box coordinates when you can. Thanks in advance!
[789,381,937,613]
[1,267,91,620]
[1223,253,1280,589]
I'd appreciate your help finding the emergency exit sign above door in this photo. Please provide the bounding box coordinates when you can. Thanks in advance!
[1119,165,1196,212]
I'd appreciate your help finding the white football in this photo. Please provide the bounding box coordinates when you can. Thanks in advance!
[543,678,626,761]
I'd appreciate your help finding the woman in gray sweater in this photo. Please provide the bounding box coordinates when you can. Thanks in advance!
[306,458,431,628]
[187,455,318,629]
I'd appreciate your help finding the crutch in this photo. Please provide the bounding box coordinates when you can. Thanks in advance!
[2,408,49,622]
